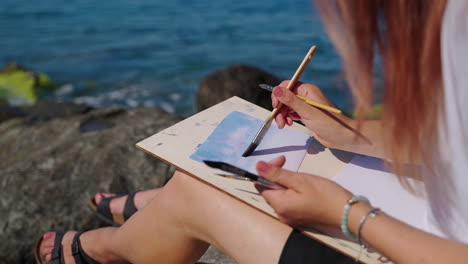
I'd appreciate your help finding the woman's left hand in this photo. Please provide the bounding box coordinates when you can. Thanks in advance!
[256,157,353,229]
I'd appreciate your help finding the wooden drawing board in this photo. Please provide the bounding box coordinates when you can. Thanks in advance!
[136,96,388,263]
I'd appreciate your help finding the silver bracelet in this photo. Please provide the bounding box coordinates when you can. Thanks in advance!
[354,207,381,263]
[357,207,381,247]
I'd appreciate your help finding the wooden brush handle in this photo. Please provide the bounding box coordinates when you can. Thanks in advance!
[269,45,317,119]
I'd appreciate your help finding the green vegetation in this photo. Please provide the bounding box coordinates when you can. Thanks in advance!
[0,62,57,104]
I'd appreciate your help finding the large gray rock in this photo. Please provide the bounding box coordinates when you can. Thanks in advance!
[0,103,236,264]
[0,104,25,123]
[197,64,281,112]
[1,101,92,125]
[22,100,94,122]
[0,106,182,263]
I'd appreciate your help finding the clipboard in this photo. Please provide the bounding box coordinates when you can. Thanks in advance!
[136,96,389,263]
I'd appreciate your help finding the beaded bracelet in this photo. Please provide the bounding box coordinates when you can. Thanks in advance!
[340,195,370,241]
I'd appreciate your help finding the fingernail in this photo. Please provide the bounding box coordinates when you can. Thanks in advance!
[257,161,270,173]
[273,86,283,97]
[43,232,53,239]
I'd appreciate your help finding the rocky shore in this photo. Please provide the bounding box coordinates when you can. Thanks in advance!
[0,64,281,263]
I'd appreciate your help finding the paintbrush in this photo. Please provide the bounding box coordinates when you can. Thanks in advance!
[242,45,317,157]
[258,84,341,114]
[203,160,285,189]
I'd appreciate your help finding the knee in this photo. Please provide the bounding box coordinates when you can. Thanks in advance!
[161,170,199,202]
[167,170,195,189]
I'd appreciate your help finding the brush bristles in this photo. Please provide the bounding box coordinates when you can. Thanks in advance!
[242,143,258,157]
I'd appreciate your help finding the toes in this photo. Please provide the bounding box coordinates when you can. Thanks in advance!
[44,253,52,262]
[40,232,55,254]
[94,192,115,204]
[43,232,55,241]
[94,192,128,215]
[94,193,105,205]
[39,231,79,264]
[101,192,116,198]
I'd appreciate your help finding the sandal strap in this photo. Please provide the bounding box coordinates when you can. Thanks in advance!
[71,232,101,264]
[96,194,125,221]
[51,231,66,264]
[123,192,138,221]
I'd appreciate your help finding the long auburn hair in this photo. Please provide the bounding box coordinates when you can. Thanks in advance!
[315,0,447,182]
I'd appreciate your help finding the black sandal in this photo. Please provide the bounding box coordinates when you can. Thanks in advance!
[88,192,138,226]
[34,232,100,264]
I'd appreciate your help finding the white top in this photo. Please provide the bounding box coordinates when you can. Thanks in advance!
[425,0,468,243]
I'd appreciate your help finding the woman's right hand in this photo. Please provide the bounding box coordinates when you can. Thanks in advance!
[271,80,356,150]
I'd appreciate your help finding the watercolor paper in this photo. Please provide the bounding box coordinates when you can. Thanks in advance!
[190,111,312,174]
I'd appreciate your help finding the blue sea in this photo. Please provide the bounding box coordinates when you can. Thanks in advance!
[0,0,350,116]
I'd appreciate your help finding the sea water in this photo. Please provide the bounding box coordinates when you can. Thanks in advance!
[0,0,351,116]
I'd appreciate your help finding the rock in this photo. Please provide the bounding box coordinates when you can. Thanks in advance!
[0,62,31,73]
[197,64,282,112]
[198,246,236,264]
[1,100,94,125]
[0,106,182,263]
[22,100,94,125]
[0,104,26,124]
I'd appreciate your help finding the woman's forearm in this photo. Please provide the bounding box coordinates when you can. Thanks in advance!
[348,203,468,263]
[333,119,387,159]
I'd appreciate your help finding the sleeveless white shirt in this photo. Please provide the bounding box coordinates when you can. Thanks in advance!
[425,0,468,243]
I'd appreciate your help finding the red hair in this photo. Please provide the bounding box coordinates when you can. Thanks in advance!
[315,0,447,182]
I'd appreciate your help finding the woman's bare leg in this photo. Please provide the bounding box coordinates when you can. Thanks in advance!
[40,171,293,263]
[110,170,292,263]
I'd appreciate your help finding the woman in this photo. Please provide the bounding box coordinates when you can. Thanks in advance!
[36,0,468,263]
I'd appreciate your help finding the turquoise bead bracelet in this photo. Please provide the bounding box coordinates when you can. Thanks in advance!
[341,195,370,241]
